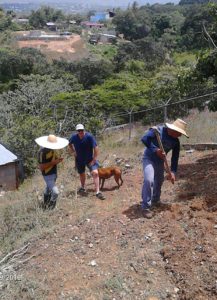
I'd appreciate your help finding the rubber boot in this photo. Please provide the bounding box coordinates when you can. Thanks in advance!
[43,193,51,209]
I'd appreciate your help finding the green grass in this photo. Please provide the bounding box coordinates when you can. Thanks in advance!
[87,43,118,60]
[172,51,197,67]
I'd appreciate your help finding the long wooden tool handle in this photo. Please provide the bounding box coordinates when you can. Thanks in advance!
[153,128,172,177]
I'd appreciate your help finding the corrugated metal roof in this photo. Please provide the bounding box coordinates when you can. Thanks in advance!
[0,144,17,165]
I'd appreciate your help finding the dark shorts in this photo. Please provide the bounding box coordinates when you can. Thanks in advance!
[76,160,100,174]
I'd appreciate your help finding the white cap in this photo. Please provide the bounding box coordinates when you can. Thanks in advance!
[76,124,84,130]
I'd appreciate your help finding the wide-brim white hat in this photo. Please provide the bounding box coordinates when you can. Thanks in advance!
[166,118,189,138]
[35,134,69,149]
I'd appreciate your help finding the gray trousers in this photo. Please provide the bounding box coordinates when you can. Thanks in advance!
[43,174,59,204]
[142,157,164,209]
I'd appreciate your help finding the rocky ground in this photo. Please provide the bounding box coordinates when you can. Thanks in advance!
[1,149,217,300]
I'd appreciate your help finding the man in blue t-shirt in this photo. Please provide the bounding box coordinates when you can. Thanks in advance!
[141,119,188,218]
[68,124,105,200]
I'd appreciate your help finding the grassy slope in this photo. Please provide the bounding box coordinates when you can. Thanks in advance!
[1,110,217,252]
[0,110,217,298]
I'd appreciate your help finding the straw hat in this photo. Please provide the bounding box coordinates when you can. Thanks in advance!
[165,119,189,137]
[35,134,69,149]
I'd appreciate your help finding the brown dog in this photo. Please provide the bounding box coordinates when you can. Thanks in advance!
[98,166,123,189]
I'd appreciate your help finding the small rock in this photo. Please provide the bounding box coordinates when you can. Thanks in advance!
[0,191,5,197]
[174,287,179,293]
[186,149,194,153]
[214,225,217,229]
[89,260,97,267]
[88,243,94,248]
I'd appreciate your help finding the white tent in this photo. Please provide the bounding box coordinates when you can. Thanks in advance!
[0,144,17,165]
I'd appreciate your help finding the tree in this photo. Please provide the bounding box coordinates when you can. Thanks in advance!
[0,48,30,82]
[114,38,165,71]
[29,6,64,28]
[52,72,152,126]
[53,58,114,89]
[112,9,151,41]
[180,4,213,50]
[0,74,77,173]
[3,116,55,174]
[0,10,12,31]
[153,15,171,38]
[0,48,50,83]
[18,48,50,75]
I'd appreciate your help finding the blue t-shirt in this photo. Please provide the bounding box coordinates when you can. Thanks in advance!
[141,126,180,173]
[69,132,97,164]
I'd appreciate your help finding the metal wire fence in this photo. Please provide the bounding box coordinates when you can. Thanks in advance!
[51,89,217,140]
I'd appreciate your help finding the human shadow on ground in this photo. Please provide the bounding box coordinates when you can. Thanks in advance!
[123,202,172,220]
[100,186,118,192]
[122,204,143,220]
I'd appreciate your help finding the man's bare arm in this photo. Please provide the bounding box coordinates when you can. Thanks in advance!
[39,158,63,171]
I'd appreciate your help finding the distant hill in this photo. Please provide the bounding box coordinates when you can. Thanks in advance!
[0,0,179,6]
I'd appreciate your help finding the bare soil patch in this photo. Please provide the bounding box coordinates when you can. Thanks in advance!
[12,149,217,300]
[17,34,88,61]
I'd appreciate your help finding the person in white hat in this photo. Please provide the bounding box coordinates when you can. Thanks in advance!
[35,134,69,209]
[140,119,188,219]
[68,124,105,200]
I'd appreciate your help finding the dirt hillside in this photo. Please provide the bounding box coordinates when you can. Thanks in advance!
[1,147,216,300]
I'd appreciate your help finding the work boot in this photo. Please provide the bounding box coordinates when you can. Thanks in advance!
[48,200,56,210]
[78,187,86,193]
[141,209,153,219]
[43,193,51,208]
[96,192,105,200]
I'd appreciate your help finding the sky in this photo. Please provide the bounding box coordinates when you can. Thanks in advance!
[0,0,178,4]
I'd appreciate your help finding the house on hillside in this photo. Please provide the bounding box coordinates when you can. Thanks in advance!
[90,12,110,23]
[81,21,104,29]
[13,18,29,25]
[88,33,117,45]
[46,22,57,31]
[100,33,117,44]
[0,144,22,191]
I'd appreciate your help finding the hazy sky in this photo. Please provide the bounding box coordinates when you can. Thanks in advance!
[0,0,178,4]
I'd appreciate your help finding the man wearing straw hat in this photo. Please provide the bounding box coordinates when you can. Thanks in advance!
[35,134,69,209]
[141,119,189,219]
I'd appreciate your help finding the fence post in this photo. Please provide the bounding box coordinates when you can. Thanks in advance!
[128,107,134,140]
[163,97,172,123]
[164,105,167,123]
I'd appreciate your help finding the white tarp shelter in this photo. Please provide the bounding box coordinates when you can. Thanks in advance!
[0,144,19,191]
